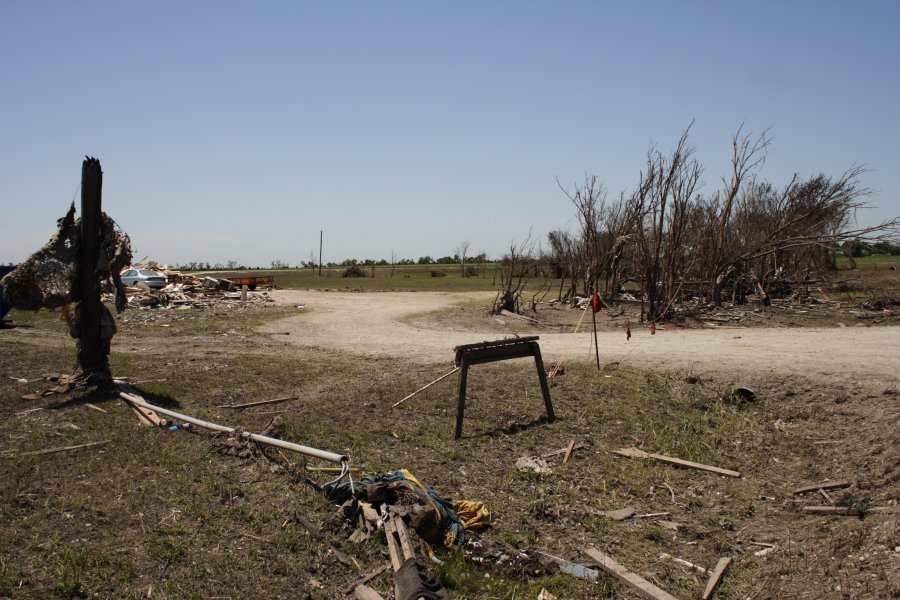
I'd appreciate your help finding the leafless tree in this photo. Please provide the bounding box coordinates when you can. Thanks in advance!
[456,239,470,278]
[493,232,535,314]
[628,125,702,321]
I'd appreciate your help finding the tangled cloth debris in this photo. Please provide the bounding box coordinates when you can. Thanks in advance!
[1,203,132,313]
[323,468,488,548]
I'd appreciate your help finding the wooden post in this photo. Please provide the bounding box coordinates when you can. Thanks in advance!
[77,157,107,380]
[531,342,555,421]
[454,357,469,439]
[591,301,600,370]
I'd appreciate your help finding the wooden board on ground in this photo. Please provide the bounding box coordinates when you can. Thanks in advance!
[583,547,679,600]
[702,557,732,600]
[803,506,895,515]
[354,585,385,600]
[792,480,851,495]
[613,447,741,478]
[599,507,637,521]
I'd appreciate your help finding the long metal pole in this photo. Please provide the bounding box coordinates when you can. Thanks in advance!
[119,392,346,464]
[392,367,459,407]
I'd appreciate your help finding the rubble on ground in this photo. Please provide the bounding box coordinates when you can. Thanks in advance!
[109,271,276,312]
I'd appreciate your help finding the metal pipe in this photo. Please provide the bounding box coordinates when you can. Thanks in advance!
[119,392,347,464]
[392,366,460,407]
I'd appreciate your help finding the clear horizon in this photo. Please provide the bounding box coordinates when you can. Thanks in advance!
[2,1,898,267]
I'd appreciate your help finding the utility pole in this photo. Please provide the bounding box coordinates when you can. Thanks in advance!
[77,157,107,381]
[318,230,323,276]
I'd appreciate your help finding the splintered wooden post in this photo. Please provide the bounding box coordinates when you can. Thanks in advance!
[78,157,106,379]
[531,342,555,421]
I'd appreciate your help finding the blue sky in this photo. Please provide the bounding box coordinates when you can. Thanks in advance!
[1,1,898,267]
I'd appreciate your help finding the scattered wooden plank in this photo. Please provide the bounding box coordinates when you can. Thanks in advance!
[803,506,895,515]
[344,564,391,595]
[384,519,404,571]
[542,442,588,459]
[701,557,732,600]
[21,440,110,457]
[217,396,297,410]
[612,447,741,478]
[599,507,637,521]
[792,480,851,495]
[85,403,108,413]
[583,547,679,600]
[562,439,576,464]
[128,402,163,427]
[354,585,385,600]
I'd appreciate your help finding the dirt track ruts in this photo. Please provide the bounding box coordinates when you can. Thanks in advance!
[263,290,900,385]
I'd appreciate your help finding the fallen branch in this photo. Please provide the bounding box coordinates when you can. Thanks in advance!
[21,440,110,457]
[612,447,741,478]
[583,547,679,600]
[217,396,297,410]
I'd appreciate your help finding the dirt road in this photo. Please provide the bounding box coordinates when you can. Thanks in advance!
[264,290,899,385]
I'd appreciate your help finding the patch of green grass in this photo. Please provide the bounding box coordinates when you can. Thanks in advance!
[54,548,84,598]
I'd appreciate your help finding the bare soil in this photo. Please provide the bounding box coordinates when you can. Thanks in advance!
[263,290,900,384]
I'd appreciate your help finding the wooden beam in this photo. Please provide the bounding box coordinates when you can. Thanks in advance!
[803,506,895,515]
[583,547,679,600]
[792,480,851,495]
[612,447,741,478]
[453,336,540,353]
[562,439,576,464]
[701,557,732,600]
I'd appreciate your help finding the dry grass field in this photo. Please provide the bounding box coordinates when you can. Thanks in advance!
[0,261,898,599]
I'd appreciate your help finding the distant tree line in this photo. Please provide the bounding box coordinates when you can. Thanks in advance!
[169,253,493,272]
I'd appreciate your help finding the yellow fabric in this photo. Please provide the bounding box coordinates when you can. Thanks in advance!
[399,468,441,518]
[453,500,490,530]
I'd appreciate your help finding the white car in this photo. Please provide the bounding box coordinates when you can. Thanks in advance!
[120,268,168,289]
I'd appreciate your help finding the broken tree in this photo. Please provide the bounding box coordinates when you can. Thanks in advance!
[1,157,132,386]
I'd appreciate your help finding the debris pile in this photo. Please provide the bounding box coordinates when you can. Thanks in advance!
[113,272,276,310]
